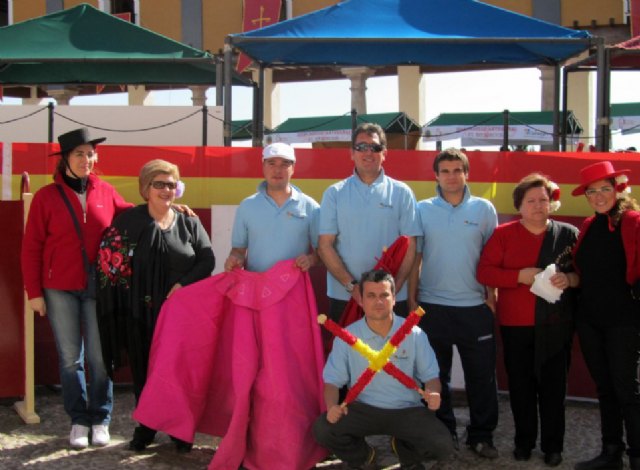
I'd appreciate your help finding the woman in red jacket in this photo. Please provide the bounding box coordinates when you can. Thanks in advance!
[571,161,640,470]
[21,128,133,449]
[477,173,579,467]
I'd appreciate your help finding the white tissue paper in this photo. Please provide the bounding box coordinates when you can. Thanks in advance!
[529,264,562,304]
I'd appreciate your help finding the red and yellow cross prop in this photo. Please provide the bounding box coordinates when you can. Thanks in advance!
[318,306,426,406]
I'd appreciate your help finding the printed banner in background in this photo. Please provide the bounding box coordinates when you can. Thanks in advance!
[237,0,282,73]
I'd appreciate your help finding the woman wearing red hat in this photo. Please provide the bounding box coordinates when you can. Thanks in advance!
[571,161,640,470]
[21,128,133,449]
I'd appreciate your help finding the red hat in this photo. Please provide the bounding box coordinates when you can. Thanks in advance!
[571,161,631,196]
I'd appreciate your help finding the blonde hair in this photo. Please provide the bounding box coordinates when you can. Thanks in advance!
[139,159,180,201]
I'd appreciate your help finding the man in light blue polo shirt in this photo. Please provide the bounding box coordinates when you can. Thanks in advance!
[313,270,454,470]
[408,148,499,459]
[224,142,319,273]
[318,123,420,323]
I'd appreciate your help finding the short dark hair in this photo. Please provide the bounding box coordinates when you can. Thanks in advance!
[433,148,469,174]
[359,269,395,296]
[512,173,553,210]
[352,122,387,148]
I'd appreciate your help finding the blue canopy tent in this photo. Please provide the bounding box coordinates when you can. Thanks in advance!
[223,0,594,146]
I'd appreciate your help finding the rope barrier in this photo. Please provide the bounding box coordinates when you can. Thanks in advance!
[0,106,638,141]
[0,106,47,125]
[53,109,201,133]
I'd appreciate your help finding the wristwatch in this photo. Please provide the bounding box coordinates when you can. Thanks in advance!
[344,280,358,293]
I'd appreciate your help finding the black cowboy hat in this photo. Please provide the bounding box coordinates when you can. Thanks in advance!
[50,128,106,156]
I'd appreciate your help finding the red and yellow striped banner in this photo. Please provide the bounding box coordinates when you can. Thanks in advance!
[10,143,640,224]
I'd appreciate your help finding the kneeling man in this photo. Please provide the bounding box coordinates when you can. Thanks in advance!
[314,270,454,470]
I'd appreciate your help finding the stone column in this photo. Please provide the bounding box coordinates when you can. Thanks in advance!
[398,66,426,149]
[127,85,151,105]
[251,68,281,131]
[45,86,78,105]
[568,71,595,150]
[539,65,555,111]
[341,67,373,114]
[190,85,209,106]
[22,86,44,105]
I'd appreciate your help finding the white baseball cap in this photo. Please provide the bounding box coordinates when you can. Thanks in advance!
[262,142,296,163]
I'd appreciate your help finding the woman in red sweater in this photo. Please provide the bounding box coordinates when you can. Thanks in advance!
[477,173,579,467]
[21,128,133,449]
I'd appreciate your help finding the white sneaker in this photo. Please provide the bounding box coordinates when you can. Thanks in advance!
[91,424,110,446]
[69,424,90,448]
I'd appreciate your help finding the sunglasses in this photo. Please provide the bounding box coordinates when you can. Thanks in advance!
[353,142,385,153]
[150,181,177,190]
[585,186,614,197]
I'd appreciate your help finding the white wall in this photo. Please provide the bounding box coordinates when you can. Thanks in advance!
[210,205,237,276]
[0,105,223,146]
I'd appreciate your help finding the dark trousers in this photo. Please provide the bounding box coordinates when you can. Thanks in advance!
[577,321,640,457]
[501,326,569,454]
[313,402,454,467]
[418,302,498,446]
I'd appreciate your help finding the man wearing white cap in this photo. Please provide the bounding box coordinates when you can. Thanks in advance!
[224,142,320,273]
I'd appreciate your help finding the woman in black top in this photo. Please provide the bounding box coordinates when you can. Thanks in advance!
[571,161,640,470]
[97,159,215,453]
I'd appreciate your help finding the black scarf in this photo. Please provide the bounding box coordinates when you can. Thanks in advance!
[533,220,578,377]
[96,205,170,392]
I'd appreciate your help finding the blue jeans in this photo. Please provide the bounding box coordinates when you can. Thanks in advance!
[44,288,112,426]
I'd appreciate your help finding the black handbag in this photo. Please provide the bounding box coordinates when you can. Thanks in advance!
[56,185,97,298]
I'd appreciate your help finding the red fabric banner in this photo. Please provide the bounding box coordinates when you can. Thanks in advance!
[237,0,282,73]
[632,0,640,37]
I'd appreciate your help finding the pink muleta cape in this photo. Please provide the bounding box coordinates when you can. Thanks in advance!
[133,259,327,469]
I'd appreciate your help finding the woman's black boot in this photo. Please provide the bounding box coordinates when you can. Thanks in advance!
[129,425,156,451]
[574,445,624,470]
[170,435,193,453]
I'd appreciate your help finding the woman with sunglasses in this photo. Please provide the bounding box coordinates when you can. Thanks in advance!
[96,159,214,453]
[571,161,640,470]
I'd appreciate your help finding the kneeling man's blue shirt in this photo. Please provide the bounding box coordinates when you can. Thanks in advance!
[323,314,439,409]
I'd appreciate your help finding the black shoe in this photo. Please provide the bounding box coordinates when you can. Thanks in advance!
[128,425,156,451]
[469,441,499,459]
[513,447,531,461]
[574,445,624,470]
[347,445,376,469]
[545,452,562,467]
[170,436,193,454]
[399,464,425,470]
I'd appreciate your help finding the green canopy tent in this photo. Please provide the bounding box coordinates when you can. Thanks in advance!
[423,110,583,147]
[231,119,272,140]
[0,3,250,90]
[611,103,640,135]
[268,112,421,149]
